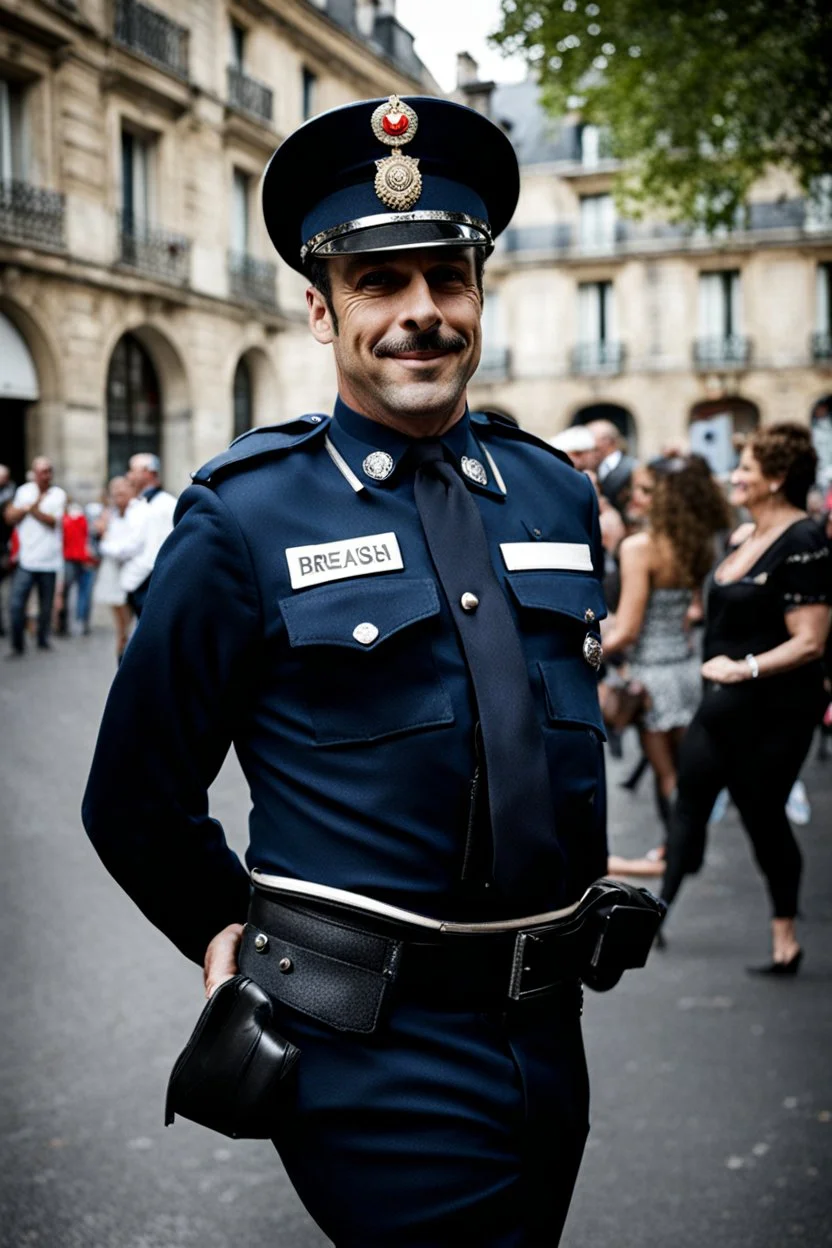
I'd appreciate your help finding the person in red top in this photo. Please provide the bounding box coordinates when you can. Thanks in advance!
[56,500,96,637]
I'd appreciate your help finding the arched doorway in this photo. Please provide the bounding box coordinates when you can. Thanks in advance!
[0,311,39,484]
[106,333,161,479]
[232,356,253,440]
[810,394,832,488]
[570,402,637,452]
[688,397,759,476]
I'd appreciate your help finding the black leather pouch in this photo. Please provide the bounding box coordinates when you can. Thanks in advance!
[582,880,666,992]
[165,975,300,1139]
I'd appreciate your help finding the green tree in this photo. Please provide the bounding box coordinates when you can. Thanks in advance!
[493,0,832,230]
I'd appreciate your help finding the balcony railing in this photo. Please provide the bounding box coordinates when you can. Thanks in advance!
[476,347,511,382]
[571,341,625,375]
[693,335,751,369]
[118,213,190,283]
[228,251,277,306]
[227,65,273,123]
[114,0,189,78]
[0,180,65,249]
[811,331,832,363]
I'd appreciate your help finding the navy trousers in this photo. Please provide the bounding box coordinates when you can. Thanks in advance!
[265,986,588,1248]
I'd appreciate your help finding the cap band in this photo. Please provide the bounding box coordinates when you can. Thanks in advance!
[301,210,492,262]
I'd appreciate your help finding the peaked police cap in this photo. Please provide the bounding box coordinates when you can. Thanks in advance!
[262,95,520,274]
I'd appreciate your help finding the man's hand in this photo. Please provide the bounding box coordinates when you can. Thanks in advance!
[203,922,244,998]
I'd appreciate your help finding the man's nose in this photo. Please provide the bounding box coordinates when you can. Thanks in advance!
[398,273,442,331]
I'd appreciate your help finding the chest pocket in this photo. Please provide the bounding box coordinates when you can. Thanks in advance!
[278,577,454,746]
[506,571,607,739]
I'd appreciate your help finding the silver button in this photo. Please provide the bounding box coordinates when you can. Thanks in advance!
[254,932,269,953]
[584,608,596,623]
[460,592,479,612]
[278,957,293,974]
[362,450,394,481]
[533,528,542,538]
[583,634,603,670]
[461,455,488,486]
[353,621,379,645]
[308,415,322,423]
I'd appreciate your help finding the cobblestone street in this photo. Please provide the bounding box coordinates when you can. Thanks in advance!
[2,627,831,1247]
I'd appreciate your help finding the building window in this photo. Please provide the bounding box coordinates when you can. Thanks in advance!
[814,263,832,361]
[695,270,750,366]
[579,193,615,248]
[477,290,510,380]
[229,20,245,70]
[806,175,832,233]
[106,333,161,479]
[121,128,152,228]
[231,168,249,254]
[302,67,317,121]
[573,281,622,372]
[233,356,253,439]
[0,78,26,182]
[579,124,600,168]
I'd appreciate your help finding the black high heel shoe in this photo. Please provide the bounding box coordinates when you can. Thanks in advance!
[746,949,803,977]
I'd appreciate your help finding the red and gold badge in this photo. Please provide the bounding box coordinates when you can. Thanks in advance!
[371,95,422,211]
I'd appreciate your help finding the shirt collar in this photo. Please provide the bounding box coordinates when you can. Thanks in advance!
[328,396,505,498]
[598,448,622,478]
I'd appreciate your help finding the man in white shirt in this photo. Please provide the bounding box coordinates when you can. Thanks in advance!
[120,453,177,617]
[586,419,636,512]
[4,457,66,656]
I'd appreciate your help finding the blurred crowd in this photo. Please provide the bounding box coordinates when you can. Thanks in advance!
[1,453,175,664]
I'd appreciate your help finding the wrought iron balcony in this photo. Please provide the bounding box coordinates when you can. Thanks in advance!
[811,331,832,362]
[114,0,189,78]
[118,214,190,283]
[228,251,277,306]
[570,341,625,375]
[693,335,751,369]
[0,180,65,249]
[227,65,273,123]
[476,347,511,382]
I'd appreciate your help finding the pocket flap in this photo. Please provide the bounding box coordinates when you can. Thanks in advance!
[279,577,441,650]
[506,571,607,624]
[538,659,606,738]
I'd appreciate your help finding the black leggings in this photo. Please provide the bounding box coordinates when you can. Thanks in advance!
[662,703,817,919]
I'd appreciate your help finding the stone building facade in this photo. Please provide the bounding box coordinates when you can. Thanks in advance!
[0,0,436,496]
[466,77,832,478]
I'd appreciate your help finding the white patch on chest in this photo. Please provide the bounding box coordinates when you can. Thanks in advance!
[285,532,403,589]
[500,541,593,573]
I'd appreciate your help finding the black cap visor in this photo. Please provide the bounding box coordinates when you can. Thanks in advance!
[302,215,492,263]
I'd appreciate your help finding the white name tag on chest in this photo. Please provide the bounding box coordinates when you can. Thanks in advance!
[286,532,403,589]
[500,541,593,572]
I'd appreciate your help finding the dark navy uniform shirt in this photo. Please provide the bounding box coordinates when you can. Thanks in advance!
[83,400,608,964]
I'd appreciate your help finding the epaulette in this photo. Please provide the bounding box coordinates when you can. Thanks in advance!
[191,414,330,485]
[470,410,573,468]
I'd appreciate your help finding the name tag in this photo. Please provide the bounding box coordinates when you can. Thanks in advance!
[500,541,593,573]
[285,532,403,589]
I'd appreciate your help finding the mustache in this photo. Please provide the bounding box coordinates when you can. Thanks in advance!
[373,328,468,358]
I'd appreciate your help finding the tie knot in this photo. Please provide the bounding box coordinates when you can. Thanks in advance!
[409,439,448,471]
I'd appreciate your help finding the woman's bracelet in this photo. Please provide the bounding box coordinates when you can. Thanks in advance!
[744,653,760,679]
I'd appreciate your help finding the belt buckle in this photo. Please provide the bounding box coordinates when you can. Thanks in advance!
[508,929,549,1001]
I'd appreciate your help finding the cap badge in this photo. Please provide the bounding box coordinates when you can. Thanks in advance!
[371,95,422,212]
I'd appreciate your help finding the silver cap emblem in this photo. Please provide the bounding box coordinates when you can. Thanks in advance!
[362,451,395,481]
[582,634,603,671]
[353,622,380,645]
[461,456,488,486]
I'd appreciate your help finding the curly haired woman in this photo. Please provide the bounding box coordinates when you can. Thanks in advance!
[662,425,832,972]
[603,456,731,873]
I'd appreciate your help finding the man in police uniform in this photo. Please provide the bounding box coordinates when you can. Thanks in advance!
[84,96,626,1247]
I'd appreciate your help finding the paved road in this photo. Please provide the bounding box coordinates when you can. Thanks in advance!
[2,627,831,1247]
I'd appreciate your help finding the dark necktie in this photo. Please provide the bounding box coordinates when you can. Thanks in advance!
[411,439,565,910]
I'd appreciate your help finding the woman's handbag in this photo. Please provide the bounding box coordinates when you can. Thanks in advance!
[598,673,650,733]
[165,975,300,1139]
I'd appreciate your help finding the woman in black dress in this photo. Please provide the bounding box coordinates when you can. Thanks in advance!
[661,424,831,973]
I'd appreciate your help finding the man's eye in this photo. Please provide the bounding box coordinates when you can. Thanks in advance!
[358,271,395,289]
[431,267,466,284]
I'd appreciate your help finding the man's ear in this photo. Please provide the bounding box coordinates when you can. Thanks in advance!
[307,286,335,344]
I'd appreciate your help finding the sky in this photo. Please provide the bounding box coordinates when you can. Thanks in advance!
[395,0,529,92]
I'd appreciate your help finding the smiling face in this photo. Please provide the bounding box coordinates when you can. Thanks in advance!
[730,445,783,511]
[627,465,655,520]
[306,247,483,437]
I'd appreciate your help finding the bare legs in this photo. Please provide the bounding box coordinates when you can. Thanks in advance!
[111,603,133,661]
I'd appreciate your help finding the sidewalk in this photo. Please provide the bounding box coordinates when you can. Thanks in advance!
[1,630,830,1247]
